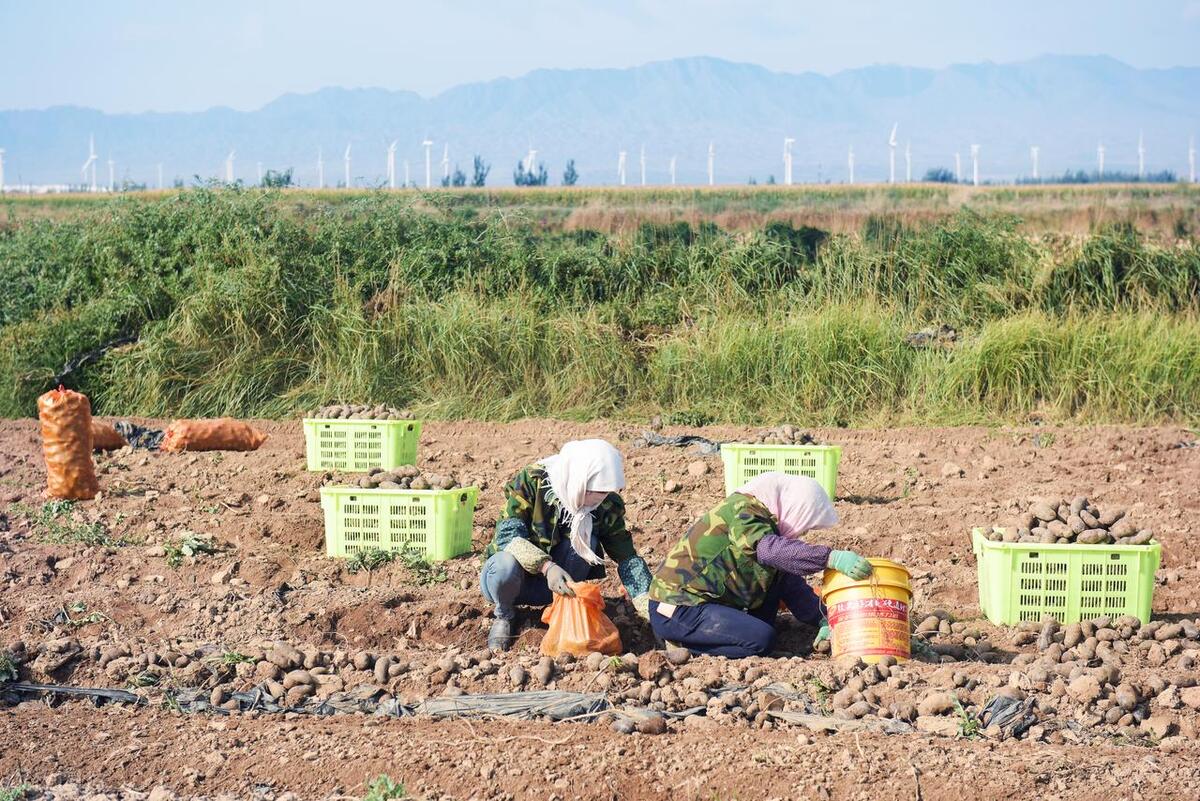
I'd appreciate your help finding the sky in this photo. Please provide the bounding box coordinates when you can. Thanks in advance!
[3,0,1200,114]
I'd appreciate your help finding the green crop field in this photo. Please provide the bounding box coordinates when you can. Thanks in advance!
[1,185,1198,425]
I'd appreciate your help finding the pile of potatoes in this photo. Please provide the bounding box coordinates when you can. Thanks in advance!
[355,465,460,491]
[984,497,1153,545]
[752,424,817,445]
[315,403,415,420]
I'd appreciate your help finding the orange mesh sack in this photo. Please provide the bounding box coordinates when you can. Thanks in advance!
[91,420,128,451]
[38,386,100,500]
[161,418,268,452]
[539,581,622,658]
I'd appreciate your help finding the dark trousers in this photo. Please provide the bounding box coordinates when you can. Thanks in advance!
[480,536,600,620]
[648,577,786,659]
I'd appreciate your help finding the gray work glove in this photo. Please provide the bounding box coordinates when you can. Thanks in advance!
[542,562,575,596]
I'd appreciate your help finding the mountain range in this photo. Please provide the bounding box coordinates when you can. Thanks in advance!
[2,54,1198,187]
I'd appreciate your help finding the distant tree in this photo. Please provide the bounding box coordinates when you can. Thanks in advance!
[172,178,185,189]
[261,168,294,188]
[748,177,758,185]
[471,156,490,187]
[923,167,956,183]
[766,175,777,185]
[514,160,549,186]
[562,159,578,186]
[451,167,467,187]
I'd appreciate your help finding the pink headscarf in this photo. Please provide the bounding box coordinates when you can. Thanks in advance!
[737,472,838,539]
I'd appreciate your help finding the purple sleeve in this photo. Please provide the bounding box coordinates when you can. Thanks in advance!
[755,533,831,576]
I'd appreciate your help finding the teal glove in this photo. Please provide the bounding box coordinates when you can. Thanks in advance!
[828,550,872,580]
[814,617,831,645]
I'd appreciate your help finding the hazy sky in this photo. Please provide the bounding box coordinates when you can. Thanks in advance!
[4,0,1200,113]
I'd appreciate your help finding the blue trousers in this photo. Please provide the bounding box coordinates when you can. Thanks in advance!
[480,537,600,621]
[648,578,786,659]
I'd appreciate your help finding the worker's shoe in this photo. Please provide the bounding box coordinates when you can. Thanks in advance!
[488,618,515,651]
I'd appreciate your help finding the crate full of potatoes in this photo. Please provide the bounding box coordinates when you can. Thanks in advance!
[720,426,841,500]
[303,403,420,472]
[972,496,1160,626]
[320,467,478,561]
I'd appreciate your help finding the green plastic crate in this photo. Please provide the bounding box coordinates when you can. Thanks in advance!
[720,443,842,500]
[302,418,421,472]
[320,486,478,561]
[971,528,1160,625]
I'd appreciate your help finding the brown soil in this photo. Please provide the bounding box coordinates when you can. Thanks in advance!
[2,419,1199,800]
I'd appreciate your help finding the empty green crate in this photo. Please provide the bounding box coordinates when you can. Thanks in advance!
[320,486,478,561]
[720,443,842,500]
[971,528,1160,625]
[302,419,421,472]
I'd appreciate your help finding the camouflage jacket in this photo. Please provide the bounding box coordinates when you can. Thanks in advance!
[649,493,778,610]
[485,465,639,569]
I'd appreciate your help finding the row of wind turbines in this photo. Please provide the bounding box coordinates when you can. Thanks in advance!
[20,128,1197,194]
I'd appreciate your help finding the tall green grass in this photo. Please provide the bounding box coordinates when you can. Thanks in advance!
[1,189,1197,424]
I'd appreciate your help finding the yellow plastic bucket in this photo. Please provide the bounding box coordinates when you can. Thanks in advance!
[822,558,912,664]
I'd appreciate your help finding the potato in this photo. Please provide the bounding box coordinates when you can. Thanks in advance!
[1098,506,1126,527]
[1030,502,1058,522]
[1068,514,1087,534]
[410,477,430,490]
[1110,518,1138,538]
[1069,496,1088,515]
[378,480,403,490]
[1079,509,1100,528]
[1077,529,1110,545]
[1128,530,1153,546]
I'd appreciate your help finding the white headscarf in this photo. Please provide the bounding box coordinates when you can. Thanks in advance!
[737,472,838,539]
[539,439,626,565]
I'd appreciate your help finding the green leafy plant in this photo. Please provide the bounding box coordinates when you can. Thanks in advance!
[0,651,18,683]
[10,500,121,547]
[953,698,981,738]
[346,547,399,574]
[164,533,218,568]
[363,775,407,801]
[806,677,832,715]
[0,783,31,801]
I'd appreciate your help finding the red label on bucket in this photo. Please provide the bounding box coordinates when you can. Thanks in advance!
[828,597,910,658]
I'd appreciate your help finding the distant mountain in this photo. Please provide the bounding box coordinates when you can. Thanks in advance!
[2,55,1197,187]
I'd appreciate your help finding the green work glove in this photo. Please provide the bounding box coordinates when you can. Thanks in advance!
[543,562,576,597]
[828,550,872,580]
[814,617,831,645]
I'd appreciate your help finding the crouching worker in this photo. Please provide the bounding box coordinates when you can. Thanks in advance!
[648,472,872,658]
[480,439,653,651]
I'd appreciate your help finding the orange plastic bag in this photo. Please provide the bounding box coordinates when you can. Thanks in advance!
[160,418,268,452]
[38,386,100,500]
[91,420,128,451]
[539,581,622,658]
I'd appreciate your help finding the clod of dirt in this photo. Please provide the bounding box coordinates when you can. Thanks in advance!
[636,712,669,735]
[916,692,955,717]
[637,650,669,682]
[686,461,710,477]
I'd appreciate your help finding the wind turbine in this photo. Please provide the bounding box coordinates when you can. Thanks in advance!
[81,135,97,192]
[669,155,677,186]
[343,143,352,189]
[954,152,962,183]
[224,151,235,184]
[442,143,451,184]
[107,157,115,192]
[905,140,912,183]
[617,150,626,186]
[1097,141,1105,177]
[1137,131,1145,180]
[888,123,898,184]
[783,137,794,186]
[387,141,397,189]
[317,148,324,189]
[0,149,5,193]
[639,144,646,187]
[524,146,536,177]
[707,141,714,186]
[422,139,433,189]
[847,146,855,184]
[1190,136,1196,184]
[1030,146,1040,180]
[403,160,410,188]
[256,161,263,185]
[970,144,980,187]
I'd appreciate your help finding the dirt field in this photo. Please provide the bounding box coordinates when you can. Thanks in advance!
[2,418,1199,800]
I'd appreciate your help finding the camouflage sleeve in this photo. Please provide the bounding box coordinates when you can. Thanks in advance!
[493,467,542,550]
[505,536,550,574]
[596,494,637,563]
